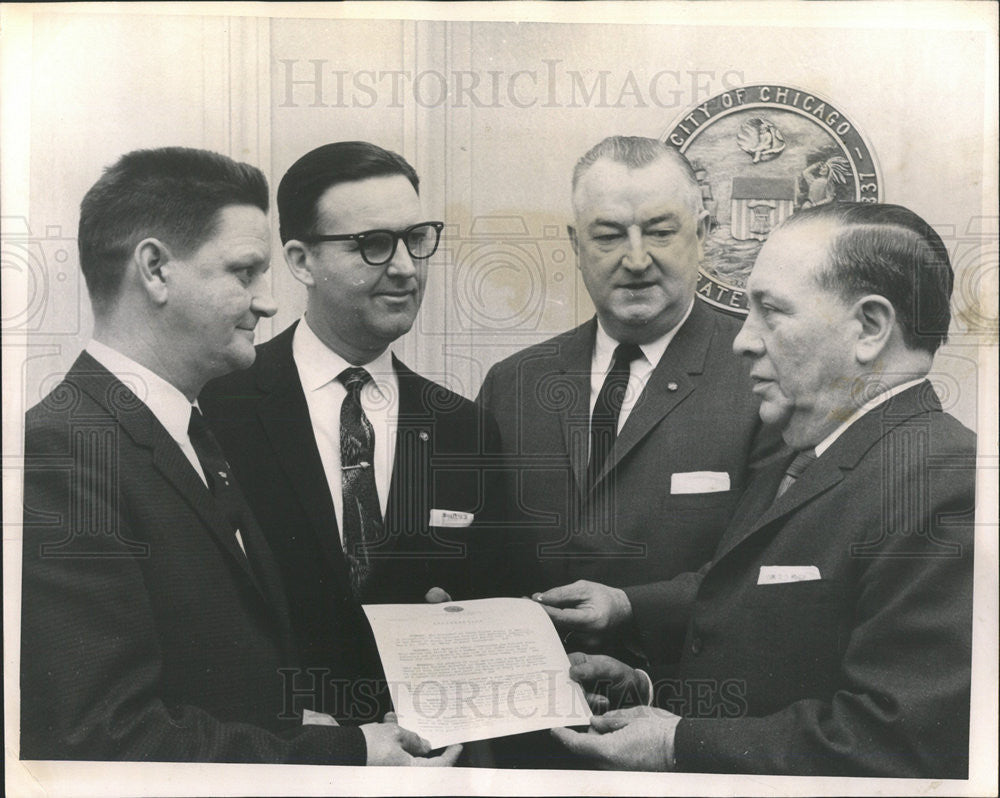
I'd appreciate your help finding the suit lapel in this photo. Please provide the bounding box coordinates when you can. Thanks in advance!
[556,320,598,497]
[233,500,294,643]
[253,325,354,591]
[592,303,715,489]
[713,448,791,555]
[715,451,845,561]
[69,353,266,594]
[386,357,433,543]
[713,382,936,562]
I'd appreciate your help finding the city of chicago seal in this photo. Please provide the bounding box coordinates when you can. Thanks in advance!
[664,84,883,315]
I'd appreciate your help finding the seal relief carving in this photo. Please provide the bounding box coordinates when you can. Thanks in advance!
[664,85,883,315]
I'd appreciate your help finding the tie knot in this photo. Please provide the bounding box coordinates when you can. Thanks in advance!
[612,343,643,368]
[785,449,817,479]
[338,367,372,393]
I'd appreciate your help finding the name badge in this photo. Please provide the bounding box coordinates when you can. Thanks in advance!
[429,509,474,527]
[757,565,822,585]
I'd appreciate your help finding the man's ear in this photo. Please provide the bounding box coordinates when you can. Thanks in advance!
[567,225,579,258]
[695,209,710,245]
[283,240,316,288]
[853,294,896,364]
[133,238,170,305]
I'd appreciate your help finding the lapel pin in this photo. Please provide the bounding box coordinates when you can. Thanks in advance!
[667,382,679,392]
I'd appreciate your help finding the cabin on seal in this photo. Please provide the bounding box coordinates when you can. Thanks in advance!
[729,177,795,241]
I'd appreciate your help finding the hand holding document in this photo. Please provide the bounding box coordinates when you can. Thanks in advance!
[363,598,593,749]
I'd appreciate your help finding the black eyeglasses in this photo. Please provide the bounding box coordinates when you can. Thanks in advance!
[302,221,444,266]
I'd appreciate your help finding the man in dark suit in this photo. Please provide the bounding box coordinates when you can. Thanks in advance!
[477,135,775,601]
[476,137,777,769]
[543,203,975,778]
[21,147,459,765]
[200,142,501,723]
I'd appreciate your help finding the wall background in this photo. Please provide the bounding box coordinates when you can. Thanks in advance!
[5,7,996,431]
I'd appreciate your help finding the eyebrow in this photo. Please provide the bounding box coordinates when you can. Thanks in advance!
[589,213,682,229]
[229,253,269,267]
[642,213,682,227]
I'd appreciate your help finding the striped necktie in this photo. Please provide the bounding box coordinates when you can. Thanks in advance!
[339,367,383,599]
[774,448,818,501]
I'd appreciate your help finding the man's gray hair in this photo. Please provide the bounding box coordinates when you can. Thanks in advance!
[571,136,704,215]
[780,202,953,355]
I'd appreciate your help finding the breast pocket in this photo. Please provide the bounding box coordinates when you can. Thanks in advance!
[749,577,844,606]
[744,579,851,711]
[665,490,735,510]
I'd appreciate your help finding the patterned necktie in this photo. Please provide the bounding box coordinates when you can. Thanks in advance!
[774,448,818,501]
[588,342,643,486]
[187,406,248,557]
[339,367,383,599]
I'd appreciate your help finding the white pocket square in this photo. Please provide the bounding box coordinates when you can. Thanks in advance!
[302,708,339,727]
[429,509,474,527]
[757,565,822,585]
[670,471,731,494]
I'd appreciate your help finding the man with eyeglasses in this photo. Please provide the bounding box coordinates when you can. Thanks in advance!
[22,146,458,765]
[201,141,503,727]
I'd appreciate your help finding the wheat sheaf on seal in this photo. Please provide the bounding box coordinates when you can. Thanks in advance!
[664,84,883,316]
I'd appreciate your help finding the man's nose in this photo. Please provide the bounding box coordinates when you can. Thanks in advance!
[733,312,762,357]
[622,227,651,272]
[385,241,417,278]
[251,290,278,318]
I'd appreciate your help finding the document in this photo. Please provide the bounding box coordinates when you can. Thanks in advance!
[363,598,592,748]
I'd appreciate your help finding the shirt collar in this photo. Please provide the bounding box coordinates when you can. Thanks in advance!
[814,377,927,457]
[85,339,195,445]
[292,316,396,397]
[594,299,694,373]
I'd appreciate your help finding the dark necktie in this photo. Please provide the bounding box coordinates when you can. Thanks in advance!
[588,342,643,486]
[774,448,818,501]
[187,406,248,555]
[339,367,383,599]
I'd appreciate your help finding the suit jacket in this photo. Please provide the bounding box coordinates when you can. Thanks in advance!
[477,301,778,596]
[20,352,366,763]
[200,322,503,719]
[626,383,975,777]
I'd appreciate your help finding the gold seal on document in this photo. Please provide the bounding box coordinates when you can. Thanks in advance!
[664,84,883,315]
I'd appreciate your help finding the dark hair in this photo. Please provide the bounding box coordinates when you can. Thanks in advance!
[78,147,268,314]
[782,202,954,354]
[571,135,702,212]
[276,141,420,243]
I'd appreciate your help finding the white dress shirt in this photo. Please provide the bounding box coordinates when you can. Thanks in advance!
[813,377,927,457]
[291,317,398,544]
[86,340,207,485]
[590,299,694,435]
[86,341,249,556]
